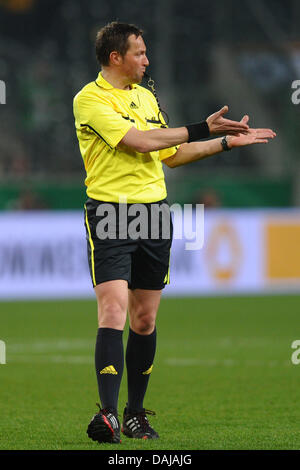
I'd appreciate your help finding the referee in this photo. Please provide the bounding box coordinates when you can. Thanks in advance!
[73,21,275,444]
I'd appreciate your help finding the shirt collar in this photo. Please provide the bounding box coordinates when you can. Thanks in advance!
[95,71,137,90]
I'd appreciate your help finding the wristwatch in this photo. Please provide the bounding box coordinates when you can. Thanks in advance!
[221,136,231,151]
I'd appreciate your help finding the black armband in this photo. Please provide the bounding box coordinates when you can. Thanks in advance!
[186,121,210,142]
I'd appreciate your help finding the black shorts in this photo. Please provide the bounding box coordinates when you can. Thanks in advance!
[84,198,173,290]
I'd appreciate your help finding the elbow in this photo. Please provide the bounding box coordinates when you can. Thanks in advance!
[134,141,152,153]
[119,130,154,153]
[165,161,176,168]
[164,156,178,168]
[121,140,151,153]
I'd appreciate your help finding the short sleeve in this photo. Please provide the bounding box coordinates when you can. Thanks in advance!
[159,145,179,161]
[74,93,133,149]
[157,112,179,161]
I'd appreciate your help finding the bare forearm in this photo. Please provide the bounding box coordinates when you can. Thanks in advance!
[142,126,191,151]
[119,107,250,154]
[119,126,189,153]
[165,139,223,168]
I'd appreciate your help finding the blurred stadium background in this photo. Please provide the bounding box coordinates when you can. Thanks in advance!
[1,0,300,450]
[1,0,300,209]
[0,0,300,297]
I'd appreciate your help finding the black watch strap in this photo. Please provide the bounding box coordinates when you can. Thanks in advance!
[221,136,231,151]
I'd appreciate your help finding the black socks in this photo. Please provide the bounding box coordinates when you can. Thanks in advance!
[95,327,157,413]
[125,327,157,412]
[95,328,124,412]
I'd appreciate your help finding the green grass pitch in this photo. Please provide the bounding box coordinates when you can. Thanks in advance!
[1,295,300,450]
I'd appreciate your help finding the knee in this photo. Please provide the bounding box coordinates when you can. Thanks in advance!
[98,300,126,329]
[130,309,156,335]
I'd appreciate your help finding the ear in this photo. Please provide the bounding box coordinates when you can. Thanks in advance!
[109,51,123,66]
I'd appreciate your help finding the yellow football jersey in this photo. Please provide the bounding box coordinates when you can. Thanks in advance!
[73,72,177,203]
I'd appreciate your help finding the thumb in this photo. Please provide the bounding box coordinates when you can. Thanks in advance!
[216,105,228,117]
[241,114,249,124]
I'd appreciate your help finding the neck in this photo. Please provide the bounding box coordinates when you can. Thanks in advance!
[101,68,132,90]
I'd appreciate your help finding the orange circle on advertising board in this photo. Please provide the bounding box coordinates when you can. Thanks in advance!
[205,221,242,282]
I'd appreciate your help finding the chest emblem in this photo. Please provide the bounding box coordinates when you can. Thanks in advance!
[130,101,139,109]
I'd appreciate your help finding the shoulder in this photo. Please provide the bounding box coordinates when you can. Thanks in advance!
[73,81,110,106]
[73,81,94,103]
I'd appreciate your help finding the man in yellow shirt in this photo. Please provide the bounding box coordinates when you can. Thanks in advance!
[73,21,275,444]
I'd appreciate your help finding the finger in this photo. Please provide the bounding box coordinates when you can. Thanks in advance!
[215,105,229,117]
[255,129,276,137]
[251,127,276,133]
[226,130,249,136]
[222,126,249,134]
[260,134,275,139]
[224,125,250,133]
[255,128,275,133]
[222,118,249,129]
[255,131,276,139]
[241,115,249,125]
[226,131,250,136]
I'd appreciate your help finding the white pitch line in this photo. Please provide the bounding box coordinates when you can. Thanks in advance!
[7,355,93,364]
[7,339,94,353]
[165,358,291,367]
[4,355,291,367]
[6,337,288,355]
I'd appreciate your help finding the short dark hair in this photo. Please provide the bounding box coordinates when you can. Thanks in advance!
[95,21,144,67]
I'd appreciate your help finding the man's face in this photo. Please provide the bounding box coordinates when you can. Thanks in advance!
[120,34,149,84]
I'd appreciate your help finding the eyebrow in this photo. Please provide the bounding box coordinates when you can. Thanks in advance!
[133,47,146,54]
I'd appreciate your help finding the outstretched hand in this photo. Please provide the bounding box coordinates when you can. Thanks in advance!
[206,105,249,136]
[226,115,276,148]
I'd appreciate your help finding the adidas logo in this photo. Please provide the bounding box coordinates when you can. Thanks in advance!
[142,364,153,375]
[130,101,138,109]
[100,365,118,375]
[126,416,141,432]
[106,412,119,430]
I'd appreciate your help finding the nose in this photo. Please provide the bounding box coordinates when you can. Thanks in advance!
[144,55,149,67]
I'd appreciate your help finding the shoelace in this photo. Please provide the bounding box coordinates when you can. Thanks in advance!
[130,409,156,432]
[96,403,119,417]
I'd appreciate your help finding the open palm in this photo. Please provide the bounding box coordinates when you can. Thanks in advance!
[227,115,276,148]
